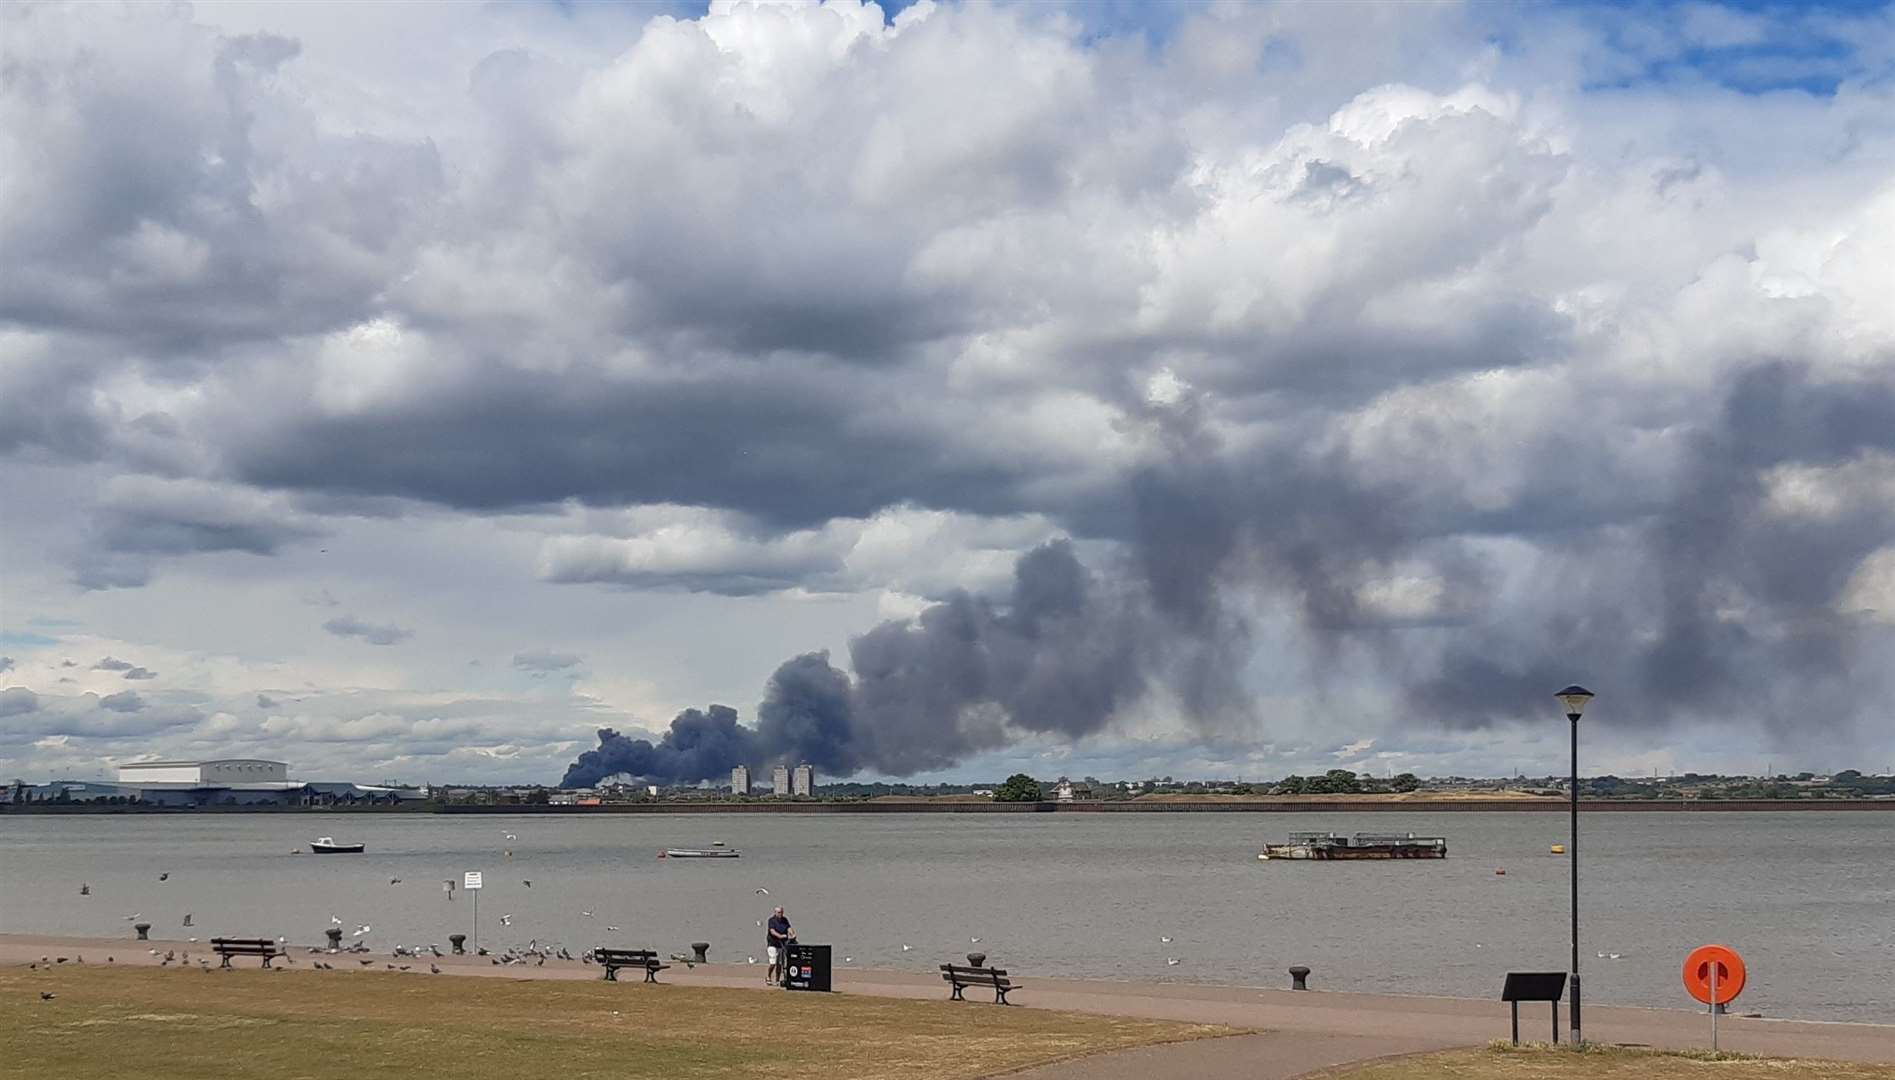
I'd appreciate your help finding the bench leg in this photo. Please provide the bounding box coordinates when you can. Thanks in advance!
[603,967,617,982]
[995,988,1011,1005]
[220,956,232,969]
[645,968,658,983]
[261,957,273,969]
[950,984,965,1001]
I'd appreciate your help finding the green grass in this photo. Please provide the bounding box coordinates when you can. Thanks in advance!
[2,965,1229,1080]
[1319,1043,1895,1080]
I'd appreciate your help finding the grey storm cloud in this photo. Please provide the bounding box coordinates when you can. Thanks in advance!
[0,688,38,718]
[257,693,278,709]
[323,615,413,646]
[4,2,1895,783]
[120,666,158,681]
[98,690,145,712]
[512,651,583,674]
[93,657,134,672]
[0,656,13,674]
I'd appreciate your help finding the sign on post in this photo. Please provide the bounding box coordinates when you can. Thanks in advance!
[464,871,484,951]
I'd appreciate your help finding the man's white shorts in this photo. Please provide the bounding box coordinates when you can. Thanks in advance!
[767,946,780,963]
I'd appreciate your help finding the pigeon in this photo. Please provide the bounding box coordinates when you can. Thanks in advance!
[522,880,531,888]
[182,914,193,927]
[390,878,402,885]
[79,884,90,895]
[430,964,441,974]
[429,945,442,957]
[108,957,114,963]
[159,872,169,881]
[358,959,374,966]
[40,992,55,1000]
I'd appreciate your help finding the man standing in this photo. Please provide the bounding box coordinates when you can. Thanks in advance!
[765,906,793,986]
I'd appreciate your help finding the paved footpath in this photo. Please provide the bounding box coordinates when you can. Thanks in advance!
[6,935,1892,1078]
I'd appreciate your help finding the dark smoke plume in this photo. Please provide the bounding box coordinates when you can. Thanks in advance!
[562,361,1895,785]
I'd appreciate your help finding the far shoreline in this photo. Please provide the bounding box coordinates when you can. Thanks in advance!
[6,796,1894,815]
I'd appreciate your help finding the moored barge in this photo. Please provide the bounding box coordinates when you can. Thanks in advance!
[1258,831,1447,860]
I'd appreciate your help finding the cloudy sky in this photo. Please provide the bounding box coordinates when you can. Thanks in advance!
[4,0,1895,787]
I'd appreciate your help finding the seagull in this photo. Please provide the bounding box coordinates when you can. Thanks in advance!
[970,937,980,944]
[1598,952,1607,959]
[503,832,517,841]
[1609,953,1623,960]
[605,926,620,932]
[1166,958,1181,966]
[747,956,757,964]
[122,913,142,921]
[500,914,513,926]
[353,925,371,936]
[1160,936,1172,944]
[581,911,593,918]
[901,945,912,952]
[843,956,853,963]
[331,915,343,926]
[755,887,769,895]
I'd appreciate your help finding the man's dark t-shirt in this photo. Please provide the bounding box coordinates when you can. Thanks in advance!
[767,915,791,948]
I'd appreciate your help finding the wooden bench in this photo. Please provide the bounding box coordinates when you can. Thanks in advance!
[211,937,282,969]
[940,964,1020,1004]
[595,947,669,983]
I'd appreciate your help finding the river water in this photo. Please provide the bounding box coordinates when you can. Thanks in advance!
[0,811,1887,1022]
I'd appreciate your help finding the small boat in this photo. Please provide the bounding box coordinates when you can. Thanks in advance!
[310,836,365,854]
[660,848,741,859]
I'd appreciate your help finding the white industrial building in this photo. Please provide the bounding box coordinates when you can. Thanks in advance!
[792,764,815,797]
[772,764,790,796]
[118,759,290,785]
[730,765,750,795]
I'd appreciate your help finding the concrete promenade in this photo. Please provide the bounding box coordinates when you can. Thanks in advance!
[6,934,1892,1077]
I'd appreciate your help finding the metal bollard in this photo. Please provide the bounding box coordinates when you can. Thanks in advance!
[691,942,710,964]
[966,952,987,967]
[1289,965,1311,991]
[449,934,466,955]
[325,928,343,952]
[134,923,151,941]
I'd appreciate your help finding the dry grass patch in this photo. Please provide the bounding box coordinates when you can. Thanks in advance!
[1320,1043,1895,1080]
[2,965,1227,1080]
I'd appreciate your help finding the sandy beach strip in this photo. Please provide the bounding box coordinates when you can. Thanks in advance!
[5,932,1891,1065]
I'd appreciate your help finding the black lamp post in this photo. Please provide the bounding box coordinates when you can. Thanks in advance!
[1555,684,1594,1045]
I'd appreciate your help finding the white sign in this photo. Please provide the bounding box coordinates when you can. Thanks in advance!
[464,871,483,890]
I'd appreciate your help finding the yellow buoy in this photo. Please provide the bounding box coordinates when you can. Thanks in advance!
[1550,844,1566,855]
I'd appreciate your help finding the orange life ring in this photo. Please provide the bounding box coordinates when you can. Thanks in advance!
[1682,944,1746,1005]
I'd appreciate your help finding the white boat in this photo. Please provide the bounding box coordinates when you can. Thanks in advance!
[660,848,740,859]
[310,836,365,854]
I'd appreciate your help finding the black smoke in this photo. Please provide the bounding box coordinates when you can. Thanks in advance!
[562,361,1895,786]
[561,705,757,788]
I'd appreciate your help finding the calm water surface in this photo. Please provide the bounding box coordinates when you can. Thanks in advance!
[1,812,1888,1022]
